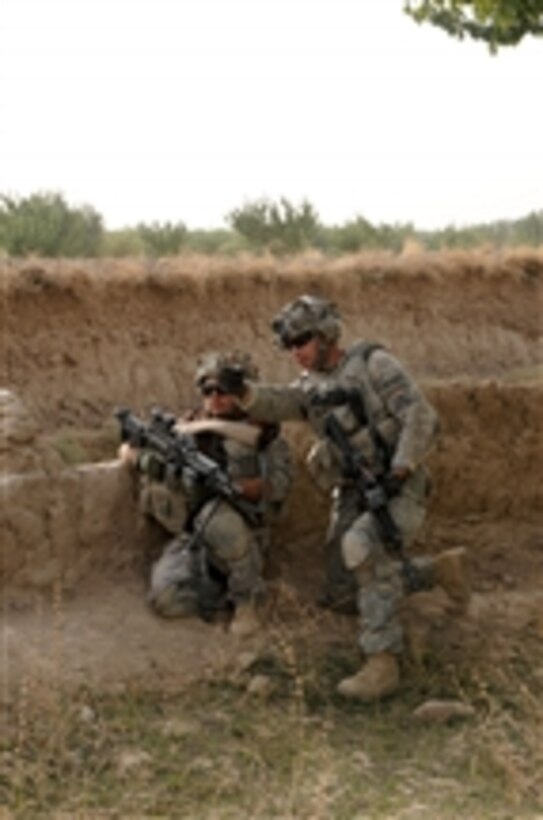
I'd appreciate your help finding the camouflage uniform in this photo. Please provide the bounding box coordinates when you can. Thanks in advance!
[143,429,292,618]
[140,353,293,620]
[245,304,438,658]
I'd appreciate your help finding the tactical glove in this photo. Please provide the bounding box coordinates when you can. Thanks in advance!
[310,386,351,407]
[381,473,405,498]
[310,386,369,425]
[218,365,247,397]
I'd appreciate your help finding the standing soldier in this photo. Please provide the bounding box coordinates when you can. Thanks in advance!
[119,351,293,638]
[236,295,469,700]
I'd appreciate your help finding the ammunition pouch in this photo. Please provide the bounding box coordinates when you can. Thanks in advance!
[139,479,188,535]
[138,450,166,481]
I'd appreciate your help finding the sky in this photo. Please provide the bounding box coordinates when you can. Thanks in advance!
[1,0,542,231]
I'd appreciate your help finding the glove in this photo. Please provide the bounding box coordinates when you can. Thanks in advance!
[310,386,369,426]
[309,386,350,408]
[218,365,247,397]
[382,471,408,498]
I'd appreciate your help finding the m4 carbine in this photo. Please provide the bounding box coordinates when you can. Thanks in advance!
[115,407,262,528]
[320,395,425,593]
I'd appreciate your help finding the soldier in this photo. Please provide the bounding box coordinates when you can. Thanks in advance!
[119,351,293,638]
[236,295,470,701]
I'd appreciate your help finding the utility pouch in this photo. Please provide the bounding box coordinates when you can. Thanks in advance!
[138,450,166,481]
[140,479,188,535]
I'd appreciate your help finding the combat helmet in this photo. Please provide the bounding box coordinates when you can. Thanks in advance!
[194,350,259,392]
[271,294,342,348]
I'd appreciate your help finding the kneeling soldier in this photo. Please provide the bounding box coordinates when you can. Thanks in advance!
[119,351,293,638]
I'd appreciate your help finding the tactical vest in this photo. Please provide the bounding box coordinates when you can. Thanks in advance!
[304,341,398,487]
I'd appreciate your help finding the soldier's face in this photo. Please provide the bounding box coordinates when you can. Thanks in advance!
[201,382,237,417]
[290,334,321,370]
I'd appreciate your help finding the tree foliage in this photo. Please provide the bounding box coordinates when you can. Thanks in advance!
[0,192,103,257]
[227,197,321,254]
[1,189,542,258]
[135,221,188,257]
[184,229,246,255]
[101,229,146,258]
[320,217,415,254]
[405,0,543,48]
[420,209,543,249]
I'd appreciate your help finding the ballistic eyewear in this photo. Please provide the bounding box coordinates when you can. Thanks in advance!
[201,382,229,397]
[285,330,314,350]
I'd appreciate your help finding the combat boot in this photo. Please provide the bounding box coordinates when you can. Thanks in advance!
[432,547,471,611]
[337,652,400,702]
[229,600,261,638]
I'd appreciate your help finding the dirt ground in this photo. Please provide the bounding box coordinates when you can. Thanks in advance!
[1,249,542,702]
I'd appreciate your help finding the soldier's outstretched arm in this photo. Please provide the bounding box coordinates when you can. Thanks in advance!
[239,381,308,424]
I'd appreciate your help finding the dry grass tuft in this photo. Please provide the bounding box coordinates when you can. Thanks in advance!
[3,247,543,298]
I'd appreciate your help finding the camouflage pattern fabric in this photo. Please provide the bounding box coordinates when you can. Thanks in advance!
[142,427,292,617]
[245,340,438,655]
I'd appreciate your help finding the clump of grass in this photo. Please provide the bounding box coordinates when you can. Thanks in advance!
[47,424,119,465]
[50,433,89,465]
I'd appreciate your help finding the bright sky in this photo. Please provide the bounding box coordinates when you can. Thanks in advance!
[1,0,542,231]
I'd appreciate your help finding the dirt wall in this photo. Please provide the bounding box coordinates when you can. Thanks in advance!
[2,250,541,430]
[1,250,542,595]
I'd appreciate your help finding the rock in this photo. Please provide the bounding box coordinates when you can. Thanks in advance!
[0,389,38,446]
[412,699,475,724]
[234,650,260,673]
[160,717,201,738]
[116,748,151,775]
[78,705,96,723]
[246,674,273,698]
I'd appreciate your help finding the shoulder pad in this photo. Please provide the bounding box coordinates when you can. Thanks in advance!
[347,340,384,364]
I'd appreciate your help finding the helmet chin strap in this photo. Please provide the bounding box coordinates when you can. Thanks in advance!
[312,335,344,373]
[313,336,333,372]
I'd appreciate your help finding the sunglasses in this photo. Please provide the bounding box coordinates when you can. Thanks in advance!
[201,383,229,397]
[285,331,314,350]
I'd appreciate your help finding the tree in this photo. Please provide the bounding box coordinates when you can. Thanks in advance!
[227,197,321,254]
[101,228,146,257]
[135,221,187,256]
[514,210,543,245]
[184,229,246,255]
[0,191,103,257]
[323,216,381,254]
[405,0,543,49]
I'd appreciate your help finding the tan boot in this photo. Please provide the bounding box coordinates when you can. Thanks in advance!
[337,652,400,702]
[229,601,260,638]
[432,547,471,611]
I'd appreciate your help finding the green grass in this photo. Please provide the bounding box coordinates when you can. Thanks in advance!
[2,632,543,819]
[47,423,119,466]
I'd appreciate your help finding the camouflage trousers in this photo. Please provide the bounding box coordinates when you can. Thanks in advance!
[140,480,264,618]
[324,469,430,656]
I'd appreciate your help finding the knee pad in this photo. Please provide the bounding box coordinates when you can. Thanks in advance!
[148,584,198,618]
[341,529,371,571]
[205,509,253,565]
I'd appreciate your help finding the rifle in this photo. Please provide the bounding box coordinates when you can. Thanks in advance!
[115,407,262,529]
[316,392,425,592]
